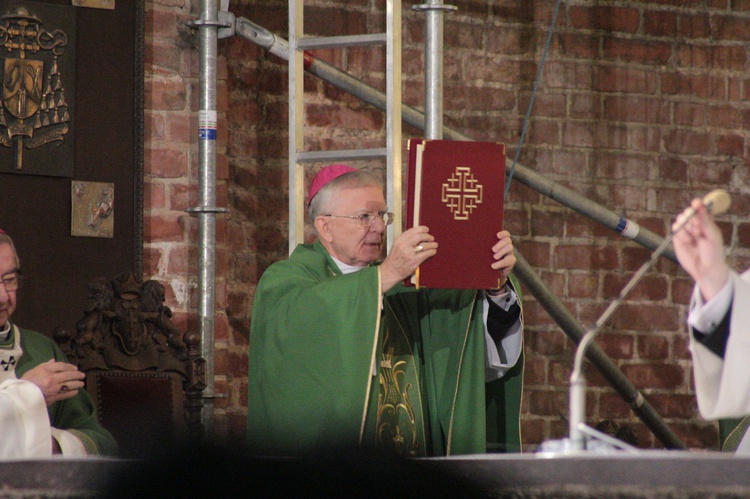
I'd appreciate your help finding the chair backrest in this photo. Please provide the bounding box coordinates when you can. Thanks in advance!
[55,272,206,458]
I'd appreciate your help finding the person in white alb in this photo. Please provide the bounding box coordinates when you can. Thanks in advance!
[0,229,117,457]
[673,195,750,453]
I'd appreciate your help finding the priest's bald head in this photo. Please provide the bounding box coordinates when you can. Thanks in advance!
[0,230,20,328]
[308,165,394,267]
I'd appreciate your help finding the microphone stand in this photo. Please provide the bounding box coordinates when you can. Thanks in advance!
[567,205,707,453]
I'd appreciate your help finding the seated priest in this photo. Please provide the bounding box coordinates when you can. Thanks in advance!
[247,164,524,457]
[0,229,117,457]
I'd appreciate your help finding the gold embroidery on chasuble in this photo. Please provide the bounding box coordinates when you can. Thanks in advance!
[376,306,426,457]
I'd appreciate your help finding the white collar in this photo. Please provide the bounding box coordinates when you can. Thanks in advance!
[0,321,11,342]
[331,256,367,275]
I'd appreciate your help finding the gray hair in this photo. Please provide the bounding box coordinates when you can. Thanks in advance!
[0,233,20,270]
[308,170,382,231]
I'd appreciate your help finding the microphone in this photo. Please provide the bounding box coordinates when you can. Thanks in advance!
[704,189,731,215]
[678,189,731,226]
[568,189,732,452]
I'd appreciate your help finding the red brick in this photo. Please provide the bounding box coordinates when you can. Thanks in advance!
[598,333,635,360]
[146,6,180,39]
[621,363,685,390]
[146,78,188,111]
[167,245,195,275]
[165,112,192,143]
[522,301,558,328]
[228,349,249,377]
[672,277,695,305]
[145,213,186,242]
[712,14,750,42]
[144,181,166,210]
[599,392,633,419]
[717,134,745,156]
[569,272,598,299]
[644,10,678,37]
[603,274,669,302]
[678,14,711,39]
[555,245,620,271]
[549,359,573,386]
[603,38,672,65]
[526,329,568,356]
[169,183,196,211]
[544,61,593,90]
[674,101,707,127]
[142,247,164,276]
[530,208,565,237]
[146,113,166,141]
[604,96,670,125]
[146,39,181,74]
[613,303,682,332]
[539,270,566,298]
[660,157,689,184]
[648,393,699,420]
[214,348,227,377]
[569,6,640,33]
[524,358,546,386]
[689,160,735,185]
[593,66,658,94]
[520,420,545,449]
[570,94,601,120]
[562,121,598,147]
[637,333,670,360]
[213,379,229,409]
[146,147,188,178]
[518,240,551,268]
[528,389,572,417]
[214,312,229,342]
[664,129,711,156]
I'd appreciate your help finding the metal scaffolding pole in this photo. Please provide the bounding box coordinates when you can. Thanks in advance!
[188,0,231,436]
[413,1,456,139]
[233,18,686,449]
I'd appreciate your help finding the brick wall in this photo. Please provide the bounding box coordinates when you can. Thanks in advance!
[145,0,750,450]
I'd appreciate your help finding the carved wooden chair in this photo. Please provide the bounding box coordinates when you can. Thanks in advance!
[55,272,206,458]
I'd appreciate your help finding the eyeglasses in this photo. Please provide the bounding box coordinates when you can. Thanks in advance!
[0,272,22,292]
[322,212,395,227]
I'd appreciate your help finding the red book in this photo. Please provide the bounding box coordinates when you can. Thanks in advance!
[406,139,506,289]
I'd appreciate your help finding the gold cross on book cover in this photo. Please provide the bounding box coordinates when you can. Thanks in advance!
[406,139,506,289]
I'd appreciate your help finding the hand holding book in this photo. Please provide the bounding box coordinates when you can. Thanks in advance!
[379,225,436,293]
[406,139,509,289]
[489,230,516,291]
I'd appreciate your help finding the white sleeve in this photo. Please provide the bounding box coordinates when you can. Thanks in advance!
[50,428,87,456]
[687,278,733,333]
[0,379,52,459]
[483,288,523,382]
[690,270,750,419]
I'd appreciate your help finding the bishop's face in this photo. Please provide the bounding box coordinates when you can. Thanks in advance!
[0,244,18,328]
[316,185,388,267]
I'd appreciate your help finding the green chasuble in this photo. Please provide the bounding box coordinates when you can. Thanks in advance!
[10,324,118,456]
[247,241,523,456]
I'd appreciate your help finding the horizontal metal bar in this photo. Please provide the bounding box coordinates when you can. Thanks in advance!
[297,33,387,49]
[296,148,387,162]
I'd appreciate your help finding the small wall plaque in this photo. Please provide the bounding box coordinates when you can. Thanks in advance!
[72,0,115,9]
[71,181,114,238]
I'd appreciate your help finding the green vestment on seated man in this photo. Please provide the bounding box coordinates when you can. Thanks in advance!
[246,241,523,456]
[8,324,118,456]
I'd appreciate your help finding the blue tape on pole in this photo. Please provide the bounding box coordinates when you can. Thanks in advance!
[615,217,627,233]
[199,128,217,140]
[615,216,640,239]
